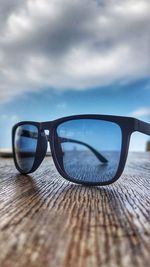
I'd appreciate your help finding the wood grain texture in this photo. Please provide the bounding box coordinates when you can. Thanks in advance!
[0,152,149,267]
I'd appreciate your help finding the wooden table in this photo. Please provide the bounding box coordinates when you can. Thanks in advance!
[0,153,149,267]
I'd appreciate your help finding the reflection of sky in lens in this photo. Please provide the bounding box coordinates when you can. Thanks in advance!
[15,125,38,152]
[57,119,121,151]
[57,119,122,183]
[15,124,38,172]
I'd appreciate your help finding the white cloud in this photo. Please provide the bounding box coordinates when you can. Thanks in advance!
[130,107,150,118]
[0,0,150,102]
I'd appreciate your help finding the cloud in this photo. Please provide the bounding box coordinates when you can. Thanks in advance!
[130,107,150,118]
[0,0,150,102]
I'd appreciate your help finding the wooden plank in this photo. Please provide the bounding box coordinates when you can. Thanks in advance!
[0,152,149,267]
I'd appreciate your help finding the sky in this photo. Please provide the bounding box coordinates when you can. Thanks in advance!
[0,0,150,150]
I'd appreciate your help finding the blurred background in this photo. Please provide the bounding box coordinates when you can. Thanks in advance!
[0,0,150,155]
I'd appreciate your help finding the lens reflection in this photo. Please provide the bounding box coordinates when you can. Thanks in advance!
[14,124,38,173]
[57,119,122,183]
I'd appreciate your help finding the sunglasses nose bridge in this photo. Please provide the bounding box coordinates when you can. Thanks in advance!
[40,121,53,130]
[40,121,53,140]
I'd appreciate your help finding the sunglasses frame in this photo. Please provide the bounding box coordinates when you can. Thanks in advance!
[12,114,150,186]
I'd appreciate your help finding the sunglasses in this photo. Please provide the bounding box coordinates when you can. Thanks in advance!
[12,115,150,186]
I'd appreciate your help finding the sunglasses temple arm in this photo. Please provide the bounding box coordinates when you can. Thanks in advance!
[59,137,108,163]
[136,120,150,136]
[20,129,108,163]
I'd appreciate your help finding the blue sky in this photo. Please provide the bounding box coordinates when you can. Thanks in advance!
[0,78,150,150]
[0,0,150,150]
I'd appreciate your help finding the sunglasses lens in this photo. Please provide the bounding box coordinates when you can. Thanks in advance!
[57,119,122,184]
[14,124,38,173]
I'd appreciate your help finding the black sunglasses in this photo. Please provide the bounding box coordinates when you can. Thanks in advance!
[12,115,150,186]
